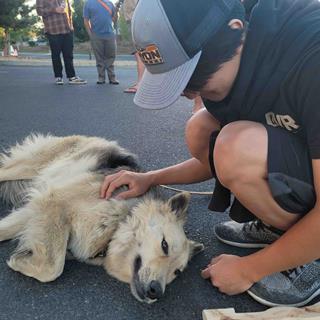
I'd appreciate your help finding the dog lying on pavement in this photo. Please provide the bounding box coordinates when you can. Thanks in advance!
[0,134,203,303]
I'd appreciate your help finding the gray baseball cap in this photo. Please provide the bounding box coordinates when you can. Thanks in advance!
[132,0,244,110]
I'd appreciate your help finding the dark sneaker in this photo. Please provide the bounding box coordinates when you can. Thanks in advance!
[214,220,283,248]
[247,261,320,307]
[96,80,106,84]
[109,79,119,85]
[68,76,87,85]
[55,77,63,85]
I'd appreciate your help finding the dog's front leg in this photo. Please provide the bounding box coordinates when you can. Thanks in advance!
[7,198,71,282]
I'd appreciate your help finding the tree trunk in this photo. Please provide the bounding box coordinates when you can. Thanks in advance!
[3,29,10,56]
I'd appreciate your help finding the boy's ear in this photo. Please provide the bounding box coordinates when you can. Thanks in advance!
[168,192,191,223]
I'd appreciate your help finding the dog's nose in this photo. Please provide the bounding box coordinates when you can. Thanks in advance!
[146,280,163,300]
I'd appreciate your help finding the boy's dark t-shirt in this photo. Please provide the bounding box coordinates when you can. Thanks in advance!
[204,0,320,159]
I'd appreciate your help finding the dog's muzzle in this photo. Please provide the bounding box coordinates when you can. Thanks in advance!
[132,256,164,303]
[146,280,163,300]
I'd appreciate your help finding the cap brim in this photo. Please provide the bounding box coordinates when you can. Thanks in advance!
[134,51,201,110]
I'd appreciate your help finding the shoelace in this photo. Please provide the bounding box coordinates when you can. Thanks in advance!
[244,220,266,232]
[244,220,284,236]
[282,265,307,280]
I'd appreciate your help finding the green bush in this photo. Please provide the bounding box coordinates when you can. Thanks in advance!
[118,15,129,42]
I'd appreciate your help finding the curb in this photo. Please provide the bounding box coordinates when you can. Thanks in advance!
[0,57,135,67]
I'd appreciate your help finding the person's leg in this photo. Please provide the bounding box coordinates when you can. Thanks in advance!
[135,52,145,85]
[90,34,106,82]
[214,121,301,230]
[124,53,145,92]
[61,32,76,79]
[212,121,320,307]
[124,20,143,93]
[185,110,307,230]
[185,108,220,169]
[104,37,117,83]
[47,34,63,78]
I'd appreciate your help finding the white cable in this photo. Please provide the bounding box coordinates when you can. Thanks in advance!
[159,184,212,195]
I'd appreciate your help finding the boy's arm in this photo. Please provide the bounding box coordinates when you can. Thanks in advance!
[100,157,213,200]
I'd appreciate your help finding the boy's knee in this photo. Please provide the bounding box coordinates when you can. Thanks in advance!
[214,121,266,187]
[185,109,219,161]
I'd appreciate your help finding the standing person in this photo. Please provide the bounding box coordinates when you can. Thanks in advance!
[122,0,145,93]
[36,0,87,85]
[83,0,119,85]
[100,0,320,308]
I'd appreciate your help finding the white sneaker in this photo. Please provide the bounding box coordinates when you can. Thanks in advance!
[55,77,64,85]
[68,76,87,85]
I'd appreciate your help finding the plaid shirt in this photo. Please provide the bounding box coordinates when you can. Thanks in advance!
[36,0,73,35]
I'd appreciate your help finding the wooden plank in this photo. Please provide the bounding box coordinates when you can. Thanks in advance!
[202,302,320,320]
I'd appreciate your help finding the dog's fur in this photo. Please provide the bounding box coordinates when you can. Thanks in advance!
[0,134,203,303]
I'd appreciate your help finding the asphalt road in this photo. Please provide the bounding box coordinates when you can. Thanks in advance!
[0,65,267,320]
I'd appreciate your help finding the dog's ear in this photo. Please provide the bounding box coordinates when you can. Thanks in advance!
[188,240,204,260]
[168,192,190,223]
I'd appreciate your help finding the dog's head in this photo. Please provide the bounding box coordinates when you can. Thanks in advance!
[104,192,204,303]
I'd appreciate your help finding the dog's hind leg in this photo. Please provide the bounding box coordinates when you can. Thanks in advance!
[0,134,63,184]
[0,180,32,207]
[0,140,37,207]
[0,207,32,242]
[7,199,70,282]
[0,152,40,182]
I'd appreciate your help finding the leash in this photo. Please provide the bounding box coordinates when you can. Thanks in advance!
[159,184,212,195]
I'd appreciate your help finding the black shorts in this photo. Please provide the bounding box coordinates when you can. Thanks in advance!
[208,125,316,221]
[265,125,315,215]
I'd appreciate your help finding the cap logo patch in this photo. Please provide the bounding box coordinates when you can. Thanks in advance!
[138,45,164,65]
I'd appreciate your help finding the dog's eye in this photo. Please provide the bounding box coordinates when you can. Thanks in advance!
[161,238,169,255]
[174,269,182,277]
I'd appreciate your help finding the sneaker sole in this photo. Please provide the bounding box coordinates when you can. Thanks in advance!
[247,288,320,307]
[214,232,269,248]
[68,82,87,85]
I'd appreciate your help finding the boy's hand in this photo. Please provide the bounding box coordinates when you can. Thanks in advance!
[100,170,152,200]
[201,254,255,295]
